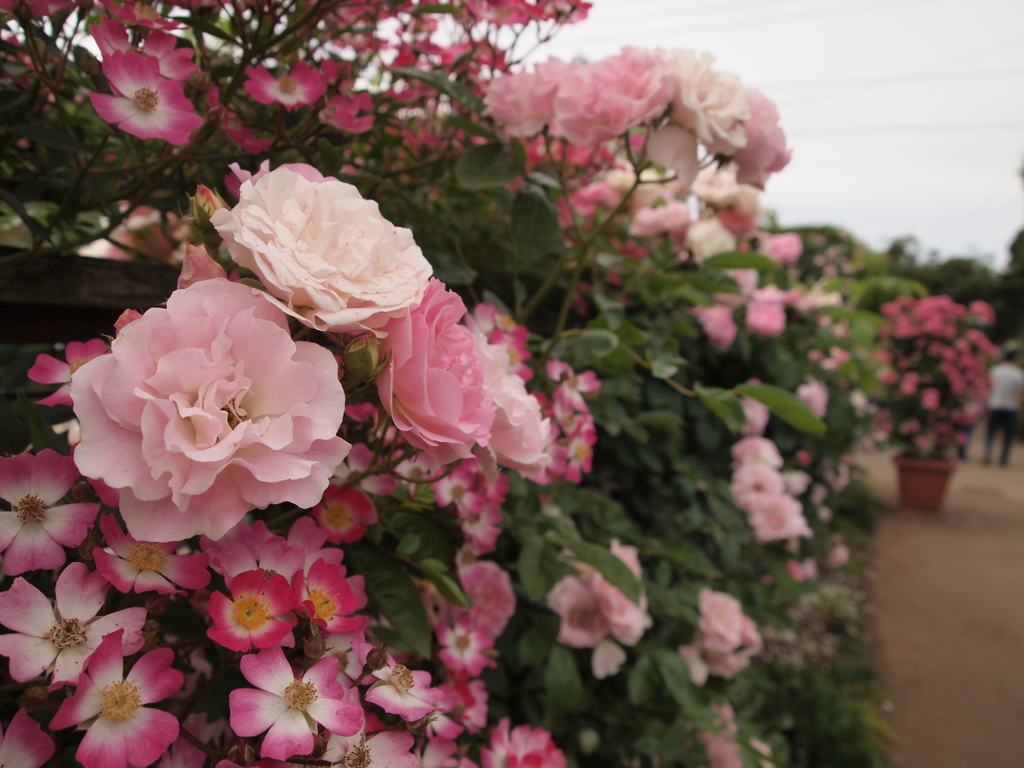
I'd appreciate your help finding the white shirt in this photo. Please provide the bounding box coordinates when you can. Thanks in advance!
[988,362,1024,410]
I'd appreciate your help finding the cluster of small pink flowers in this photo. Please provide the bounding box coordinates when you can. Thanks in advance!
[533,360,602,484]
[546,540,652,678]
[486,47,789,189]
[679,589,762,685]
[730,437,813,543]
[878,296,998,456]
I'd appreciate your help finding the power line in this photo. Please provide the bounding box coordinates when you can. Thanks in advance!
[789,121,1024,137]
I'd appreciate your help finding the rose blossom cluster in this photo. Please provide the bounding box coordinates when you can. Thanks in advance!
[877,296,998,456]
[678,588,762,685]
[485,47,789,189]
[730,437,813,543]
[546,540,652,678]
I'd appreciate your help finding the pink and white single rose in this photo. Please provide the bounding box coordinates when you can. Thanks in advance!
[50,630,183,768]
[0,562,146,684]
[0,449,97,575]
[93,514,211,595]
[481,718,567,768]
[212,165,433,334]
[0,709,55,768]
[27,338,107,406]
[244,62,327,110]
[71,278,350,542]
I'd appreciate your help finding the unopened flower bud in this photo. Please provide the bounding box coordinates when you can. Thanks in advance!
[77,48,102,79]
[21,685,50,712]
[342,337,381,385]
[114,308,143,335]
[140,625,162,653]
[366,643,389,671]
[406,712,437,735]
[145,594,171,617]
[71,479,97,502]
[579,728,600,754]
[186,70,212,91]
[190,185,228,229]
[226,741,257,766]
[304,628,327,659]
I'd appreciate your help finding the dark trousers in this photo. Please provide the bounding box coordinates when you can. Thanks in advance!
[985,409,1018,466]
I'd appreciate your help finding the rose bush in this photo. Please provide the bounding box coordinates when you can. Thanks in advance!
[0,1,917,767]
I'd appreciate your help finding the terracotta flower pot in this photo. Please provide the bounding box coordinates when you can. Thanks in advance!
[894,455,957,512]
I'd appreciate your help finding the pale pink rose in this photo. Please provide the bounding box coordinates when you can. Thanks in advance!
[665,50,750,156]
[698,588,746,655]
[733,90,791,189]
[741,396,770,436]
[747,494,812,542]
[377,280,495,466]
[731,436,783,469]
[746,288,787,336]
[691,166,760,217]
[485,58,571,137]
[546,575,608,648]
[730,464,785,513]
[796,380,829,419]
[782,470,812,496]
[459,557,517,639]
[685,218,736,263]
[591,638,628,679]
[71,279,350,542]
[786,559,807,583]
[590,569,651,647]
[762,232,802,265]
[827,542,851,569]
[551,47,673,146]
[212,165,433,334]
[646,124,700,187]
[474,335,552,477]
[693,305,736,348]
[717,208,759,237]
[630,200,691,237]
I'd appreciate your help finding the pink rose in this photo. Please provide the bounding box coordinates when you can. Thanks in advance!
[741,396,770,436]
[212,165,433,334]
[551,47,673,146]
[747,494,812,542]
[546,575,609,648]
[730,464,785,513]
[485,58,570,137]
[762,232,802,265]
[698,588,746,655]
[920,387,941,410]
[590,569,651,647]
[630,200,691,237]
[693,304,737,348]
[733,90,791,189]
[482,719,567,768]
[474,334,552,477]
[378,280,495,466]
[459,558,517,639]
[796,379,828,419]
[71,279,350,542]
[746,288,787,336]
[731,436,783,469]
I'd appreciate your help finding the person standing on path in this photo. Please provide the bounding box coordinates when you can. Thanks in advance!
[984,349,1024,466]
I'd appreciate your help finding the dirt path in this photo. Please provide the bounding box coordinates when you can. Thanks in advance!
[858,437,1024,768]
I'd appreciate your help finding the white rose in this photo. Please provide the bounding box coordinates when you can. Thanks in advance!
[212,166,433,334]
[666,50,750,156]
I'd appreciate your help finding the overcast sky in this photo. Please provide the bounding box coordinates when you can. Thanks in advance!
[530,0,1024,269]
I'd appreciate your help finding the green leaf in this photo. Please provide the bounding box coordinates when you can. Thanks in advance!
[546,533,642,604]
[316,138,344,177]
[447,115,498,140]
[549,329,619,368]
[734,382,827,435]
[517,537,573,602]
[391,66,484,113]
[0,190,48,242]
[544,645,582,712]
[386,510,452,563]
[17,393,69,455]
[346,540,432,657]
[455,143,523,190]
[517,616,558,666]
[15,125,82,154]
[694,383,746,434]
[419,559,472,608]
[703,251,780,270]
[627,655,659,706]
[512,186,561,261]
[653,649,701,717]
